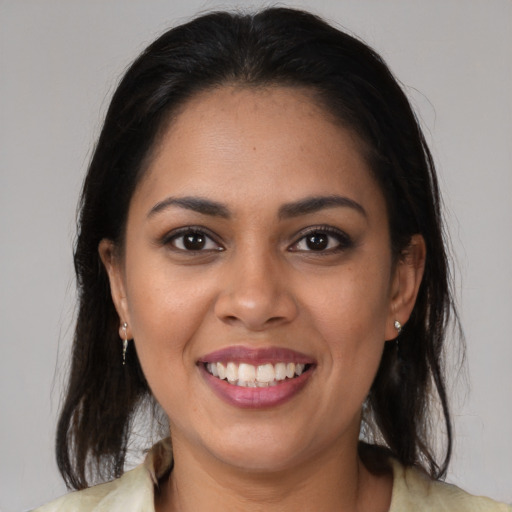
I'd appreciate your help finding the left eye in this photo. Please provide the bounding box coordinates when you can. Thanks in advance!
[290,229,351,252]
[168,230,222,251]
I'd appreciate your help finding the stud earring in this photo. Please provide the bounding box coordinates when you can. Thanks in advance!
[121,322,129,365]
[394,320,402,336]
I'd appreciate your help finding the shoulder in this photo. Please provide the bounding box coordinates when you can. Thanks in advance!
[389,459,512,512]
[32,464,153,512]
[33,438,173,512]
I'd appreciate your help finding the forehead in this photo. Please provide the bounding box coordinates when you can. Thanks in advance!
[132,85,385,219]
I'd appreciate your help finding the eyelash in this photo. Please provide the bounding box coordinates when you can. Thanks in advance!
[162,227,224,253]
[289,225,353,254]
[161,225,353,254]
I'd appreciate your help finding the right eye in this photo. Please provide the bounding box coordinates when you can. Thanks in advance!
[288,225,353,254]
[166,229,223,252]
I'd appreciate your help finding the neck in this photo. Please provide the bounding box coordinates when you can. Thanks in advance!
[155,433,392,512]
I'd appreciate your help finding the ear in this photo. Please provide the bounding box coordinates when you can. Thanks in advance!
[98,239,132,339]
[385,234,426,340]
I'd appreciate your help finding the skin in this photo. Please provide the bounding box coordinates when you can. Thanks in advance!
[100,86,425,511]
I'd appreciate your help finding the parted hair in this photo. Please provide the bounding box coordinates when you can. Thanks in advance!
[57,7,458,490]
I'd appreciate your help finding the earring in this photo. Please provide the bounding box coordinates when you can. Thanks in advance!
[394,320,402,336]
[121,322,129,365]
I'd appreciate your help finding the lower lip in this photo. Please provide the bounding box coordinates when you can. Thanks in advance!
[199,365,313,409]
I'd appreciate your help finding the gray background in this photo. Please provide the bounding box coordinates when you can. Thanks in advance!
[1,1,511,510]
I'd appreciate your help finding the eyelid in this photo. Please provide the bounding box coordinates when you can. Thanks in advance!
[161,226,225,251]
[288,225,353,252]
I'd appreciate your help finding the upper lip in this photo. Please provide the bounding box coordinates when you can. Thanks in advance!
[198,345,315,366]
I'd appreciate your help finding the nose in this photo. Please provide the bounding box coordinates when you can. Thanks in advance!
[214,248,299,331]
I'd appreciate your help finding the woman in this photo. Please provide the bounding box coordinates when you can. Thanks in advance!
[35,7,511,512]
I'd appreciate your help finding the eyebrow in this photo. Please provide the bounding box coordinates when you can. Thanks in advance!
[147,194,366,220]
[148,196,231,219]
[278,195,367,219]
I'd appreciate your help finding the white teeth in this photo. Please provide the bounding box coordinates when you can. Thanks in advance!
[275,362,287,381]
[238,363,256,382]
[206,361,310,386]
[256,363,275,383]
[217,362,226,380]
[226,362,238,383]
[208,362,219,377]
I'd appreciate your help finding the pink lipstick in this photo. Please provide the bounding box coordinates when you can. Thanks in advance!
[198,346,315,409]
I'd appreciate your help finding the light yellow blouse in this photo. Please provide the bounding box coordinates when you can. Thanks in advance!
[34,439,511,512]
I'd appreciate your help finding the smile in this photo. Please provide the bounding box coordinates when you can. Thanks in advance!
[205,361,308,387]
[198,346,315,408]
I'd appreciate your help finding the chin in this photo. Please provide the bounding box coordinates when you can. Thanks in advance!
[212,441,307,474]
[196,419,337,474]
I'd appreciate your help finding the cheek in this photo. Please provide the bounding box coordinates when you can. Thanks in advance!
[302,261,391,370]
[123,260,214,377]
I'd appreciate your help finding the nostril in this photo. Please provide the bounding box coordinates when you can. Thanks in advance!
[266,316,287,325]
[214,283,299,331]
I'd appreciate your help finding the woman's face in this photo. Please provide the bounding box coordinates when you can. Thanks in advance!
[102,86,422,472]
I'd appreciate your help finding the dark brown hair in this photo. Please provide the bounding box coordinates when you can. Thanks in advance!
[57,7,458,490]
